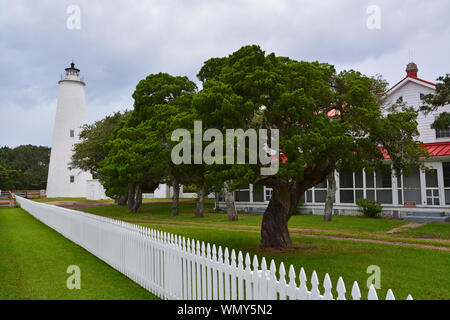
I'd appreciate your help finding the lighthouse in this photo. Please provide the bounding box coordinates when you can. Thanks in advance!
[46,62,92,198]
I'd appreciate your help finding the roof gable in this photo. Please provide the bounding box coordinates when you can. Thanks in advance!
[384,75,435,98]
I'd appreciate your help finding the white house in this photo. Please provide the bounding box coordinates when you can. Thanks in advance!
[217,63,450,222]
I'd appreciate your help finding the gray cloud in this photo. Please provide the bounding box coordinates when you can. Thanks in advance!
[1,0,450,147]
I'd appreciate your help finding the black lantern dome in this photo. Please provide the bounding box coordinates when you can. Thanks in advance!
[65,62,80,77]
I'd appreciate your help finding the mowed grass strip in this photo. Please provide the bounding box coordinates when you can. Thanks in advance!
[0,208,158,300]
[142,223,450,300]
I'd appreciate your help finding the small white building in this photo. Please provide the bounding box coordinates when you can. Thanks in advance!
[218,63,450,222]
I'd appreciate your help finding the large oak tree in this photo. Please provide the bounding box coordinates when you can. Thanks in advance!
[196,45,424,249]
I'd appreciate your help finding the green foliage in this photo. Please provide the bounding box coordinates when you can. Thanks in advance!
[421,74,450,129]
[356,198,382,218]
[195,45,424,190]
[100,73,198,205]
[431,112,450,130]
[0,145,49,190]
[0,165,23,189]
[70,110,131,179]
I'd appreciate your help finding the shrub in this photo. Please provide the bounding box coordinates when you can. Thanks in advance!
[356,198,382,218]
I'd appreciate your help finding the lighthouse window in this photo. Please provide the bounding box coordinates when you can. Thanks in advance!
[70,130,75,138]
[70,176,75,183]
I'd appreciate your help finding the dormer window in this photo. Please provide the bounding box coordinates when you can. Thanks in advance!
[396,96,403,104]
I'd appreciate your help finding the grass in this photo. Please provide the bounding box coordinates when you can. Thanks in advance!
[141,223,450,300]
[79,200,450,299]
[84,200,407,234]
[82,201,450,248]
[397,223,450,239]
[0,208,158,300]
[22,198,450,299]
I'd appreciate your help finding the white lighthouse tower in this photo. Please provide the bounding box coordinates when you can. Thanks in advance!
[46,62,92,198]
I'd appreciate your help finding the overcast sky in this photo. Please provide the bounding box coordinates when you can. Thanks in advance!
[1,0,449,148]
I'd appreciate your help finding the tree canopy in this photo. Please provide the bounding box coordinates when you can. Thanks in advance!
[81,45,426,249]
[194,45,425,249]
[0,145,50,190]
[100,73,197,213]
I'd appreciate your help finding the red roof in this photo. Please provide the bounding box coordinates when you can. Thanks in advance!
[275,142,450,164]
[424,142,450,157]
[381,142,450,159]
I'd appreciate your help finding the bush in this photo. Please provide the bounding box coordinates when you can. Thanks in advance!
[356,198,382,218]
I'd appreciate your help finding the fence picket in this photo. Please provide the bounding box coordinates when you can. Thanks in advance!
[336,277,346,300]
[323,274,333,300]
[368,285,379,300]
[14,196,411,301]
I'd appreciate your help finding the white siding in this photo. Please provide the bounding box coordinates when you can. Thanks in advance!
[384,80,450,143]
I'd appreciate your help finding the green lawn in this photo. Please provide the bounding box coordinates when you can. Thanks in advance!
[143,223,450,300]
[80,200,450,300]
[0,208,158,300]
[398,223,450,240]
[85,200,407,234]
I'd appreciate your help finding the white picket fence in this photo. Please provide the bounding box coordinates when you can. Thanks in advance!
[15,196,412,300]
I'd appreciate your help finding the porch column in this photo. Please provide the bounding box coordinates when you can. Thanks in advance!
[334,171,340,204]
[392,167,399,205]
[420,169,427,206]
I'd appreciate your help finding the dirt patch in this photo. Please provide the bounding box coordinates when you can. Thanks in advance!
[45,201,112,211]
[260,242,319,255]
[386,222,426,234]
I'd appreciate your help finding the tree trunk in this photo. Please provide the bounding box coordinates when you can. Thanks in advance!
[324,171,337,222]
[260,183,300,249]
[224,182,238,221]
[127,183,136,211]
[130,184,142,213]
[195,187,206,218]
[172,180,180,217]
[116,193,128,206]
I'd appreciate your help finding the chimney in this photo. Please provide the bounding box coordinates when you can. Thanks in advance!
[406,62,418,77]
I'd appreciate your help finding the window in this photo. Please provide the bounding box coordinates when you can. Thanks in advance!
[420,93,425,100]
[338,170,364,204]
[435,115,450,138]
[444,163,450,205]
[314,180,328,203]
[253,186,265,202]
[436,128,450,138]
[70,176,75,183]
[70,130,75,138]
[304,179,329,204]
[265,188,273,201]
[366,166,393,204]
[339,171,355,204]
[234,185,250,202]
[396,96,403,104]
